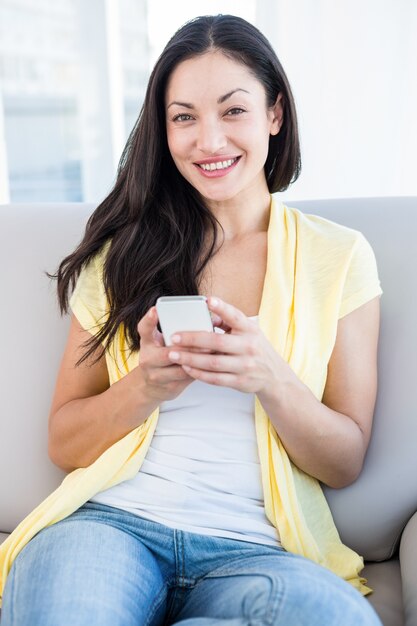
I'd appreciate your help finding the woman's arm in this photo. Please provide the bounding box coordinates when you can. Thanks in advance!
[167,296,380,488]
[258,297,380,488]
[48,309,192,472]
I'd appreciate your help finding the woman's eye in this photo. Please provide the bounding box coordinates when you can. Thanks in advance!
[172,113,193,122]
[225,107,245,116]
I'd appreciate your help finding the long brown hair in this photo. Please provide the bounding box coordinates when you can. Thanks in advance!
[52,14,301,365]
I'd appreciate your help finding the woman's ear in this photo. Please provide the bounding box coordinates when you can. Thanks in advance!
[270,93,284,136]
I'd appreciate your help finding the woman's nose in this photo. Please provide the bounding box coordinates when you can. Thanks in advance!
[196,119,227,154]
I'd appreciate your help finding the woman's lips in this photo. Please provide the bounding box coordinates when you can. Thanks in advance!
[194,156,241,178]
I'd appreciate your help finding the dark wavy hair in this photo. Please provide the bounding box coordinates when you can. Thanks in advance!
[52,14,301,365]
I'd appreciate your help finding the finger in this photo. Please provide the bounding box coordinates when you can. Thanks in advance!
[171,330,246,354]
[211,313,232,334]
[139,344,191,369]
[168,349,243,373]
[213,322,232,334]
[141,359,191,382]
[210,312,224,327]
[207,297,253,333]
[155,364,192,382]
[180,366,239,388]
[138,307,164,347]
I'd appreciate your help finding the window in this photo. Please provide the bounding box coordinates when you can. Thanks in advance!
[0,0,256,203]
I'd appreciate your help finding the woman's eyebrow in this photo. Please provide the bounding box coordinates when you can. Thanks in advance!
[167,88,250,110]
[218,88,250,103]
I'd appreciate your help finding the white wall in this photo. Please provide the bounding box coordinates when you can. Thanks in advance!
[257,0,417,200]
[147,0,256,68]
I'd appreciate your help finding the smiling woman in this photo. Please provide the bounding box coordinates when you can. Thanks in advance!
[165,52,282,203]
[0,14,382,626]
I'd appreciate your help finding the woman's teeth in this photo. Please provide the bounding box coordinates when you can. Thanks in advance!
[198,158,237,171]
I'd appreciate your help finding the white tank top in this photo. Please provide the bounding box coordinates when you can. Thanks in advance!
[91,320,281,547]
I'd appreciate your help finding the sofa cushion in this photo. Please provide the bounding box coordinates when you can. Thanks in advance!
[364,559,404,626]
[399,511,417,626]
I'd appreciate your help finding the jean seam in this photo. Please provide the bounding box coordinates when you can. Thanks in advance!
[143,585,168,626]
[165,529,181,624]
[175,530,187,589]
[263,572,284,626]
[173,528,178,584]
[181,531,185,588]
[193,570,284,626]
[201,549,292,580]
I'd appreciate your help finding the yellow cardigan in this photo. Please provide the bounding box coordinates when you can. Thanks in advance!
[0,199,382,604]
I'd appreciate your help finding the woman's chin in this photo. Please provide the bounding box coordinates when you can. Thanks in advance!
[196,182,244,205]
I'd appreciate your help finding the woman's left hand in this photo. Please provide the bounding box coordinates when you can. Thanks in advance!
[167,296,291,394]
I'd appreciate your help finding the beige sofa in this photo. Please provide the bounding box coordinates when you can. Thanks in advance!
[0,197,416,625]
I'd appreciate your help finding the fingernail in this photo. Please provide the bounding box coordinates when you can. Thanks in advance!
[168,351,180,360]
[211,298,219,307]
[171,335,181,344]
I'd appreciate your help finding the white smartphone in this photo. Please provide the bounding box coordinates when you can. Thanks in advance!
[156,296,214,346]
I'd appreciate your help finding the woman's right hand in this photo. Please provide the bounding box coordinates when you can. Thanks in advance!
[136,306,194,403]
[48,308,194,472]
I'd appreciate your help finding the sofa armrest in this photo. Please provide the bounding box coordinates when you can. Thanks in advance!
[399,511,417,626]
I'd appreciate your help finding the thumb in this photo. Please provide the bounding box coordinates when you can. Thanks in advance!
[138,306,164,347]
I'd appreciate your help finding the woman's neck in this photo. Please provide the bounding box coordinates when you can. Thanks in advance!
[207,189,272,241]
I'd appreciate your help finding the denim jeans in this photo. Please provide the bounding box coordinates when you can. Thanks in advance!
[1,502,381,626]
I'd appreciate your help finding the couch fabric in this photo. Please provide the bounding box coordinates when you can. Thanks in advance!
[1,197,416,625]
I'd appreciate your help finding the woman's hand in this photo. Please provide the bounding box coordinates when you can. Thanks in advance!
[136,306,194,402]
[166,297,295,394]
[165,295,381,489]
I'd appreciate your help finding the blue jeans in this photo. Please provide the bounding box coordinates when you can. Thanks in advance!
[1,502,381,625]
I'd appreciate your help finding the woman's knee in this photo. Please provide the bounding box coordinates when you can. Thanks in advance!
[1,518,167,626]
[264,555,382,626]
[185,553,381,626]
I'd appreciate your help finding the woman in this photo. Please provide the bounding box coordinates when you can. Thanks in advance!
[0,14,382,626]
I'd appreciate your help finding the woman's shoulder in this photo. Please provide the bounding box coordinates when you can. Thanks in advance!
[272,198,377,270]
[280,200,363,247]
[93,239,112,267]
[274,200,371,259]
[80,239,112,279]
[71,240,112,308]
[273,200,382,313]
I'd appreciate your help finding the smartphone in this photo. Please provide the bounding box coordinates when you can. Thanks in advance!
[156,296,214,346]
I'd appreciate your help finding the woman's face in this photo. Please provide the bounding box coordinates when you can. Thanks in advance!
[165,51,282,206]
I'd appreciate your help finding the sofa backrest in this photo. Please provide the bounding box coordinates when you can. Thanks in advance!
[293,197,417,561]
[0,203,93,529]
[1,197,416,562]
